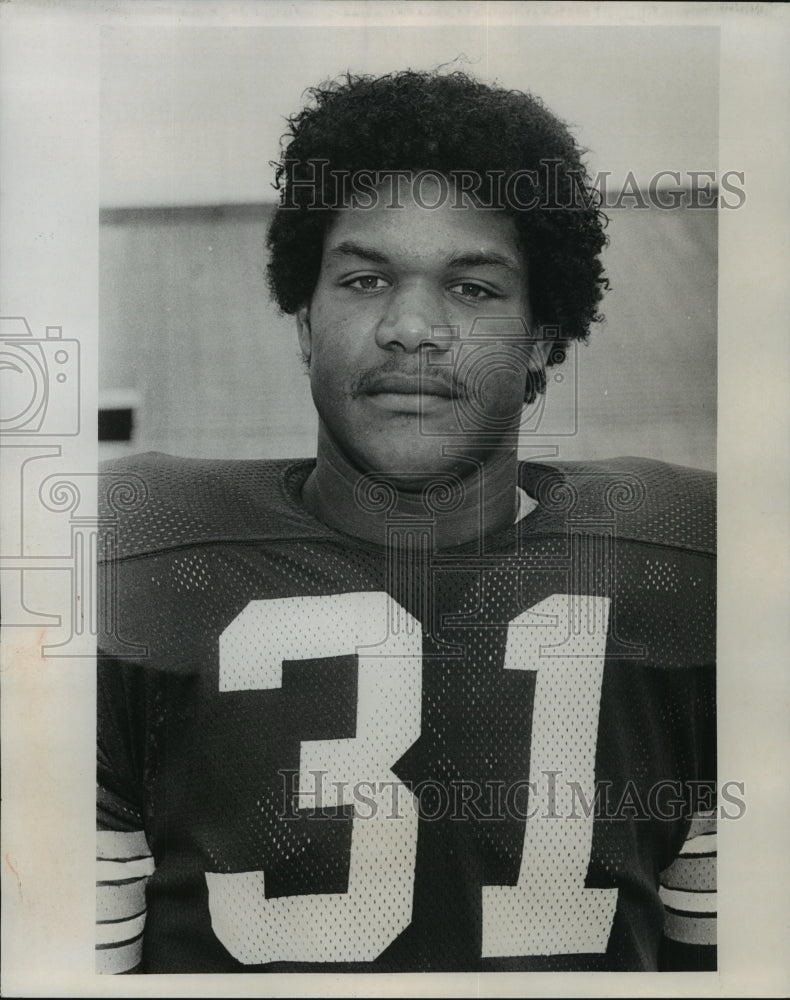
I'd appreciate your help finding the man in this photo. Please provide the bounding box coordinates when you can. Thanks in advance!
[96,70,716,973]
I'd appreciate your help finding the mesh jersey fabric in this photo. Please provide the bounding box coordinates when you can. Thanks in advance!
[96,453,716,973]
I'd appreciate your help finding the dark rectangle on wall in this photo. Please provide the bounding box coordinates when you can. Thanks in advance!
[98,407,134,442]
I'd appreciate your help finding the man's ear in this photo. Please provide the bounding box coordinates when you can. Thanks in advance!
[524,324,553,405]
[296,305,312,365]
[526,323,553,374]
[531,337,553,369]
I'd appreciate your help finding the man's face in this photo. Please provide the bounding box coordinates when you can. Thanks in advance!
[297,176,543,486]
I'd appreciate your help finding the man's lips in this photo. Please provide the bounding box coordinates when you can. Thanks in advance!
[362,373,459,398]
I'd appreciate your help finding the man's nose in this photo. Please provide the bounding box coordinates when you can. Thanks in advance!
[374,283,452,354]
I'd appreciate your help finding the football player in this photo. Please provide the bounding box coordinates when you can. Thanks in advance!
[96,70,716,973]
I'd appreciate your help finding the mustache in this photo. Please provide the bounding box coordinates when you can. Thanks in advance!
[350,360,465,399]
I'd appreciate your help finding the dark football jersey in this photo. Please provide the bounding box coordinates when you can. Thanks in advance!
[96,454,716,974]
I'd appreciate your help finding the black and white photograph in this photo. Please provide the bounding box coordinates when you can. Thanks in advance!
[1,2,788,996]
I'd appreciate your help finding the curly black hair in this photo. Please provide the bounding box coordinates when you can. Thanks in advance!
[266,70,608,354]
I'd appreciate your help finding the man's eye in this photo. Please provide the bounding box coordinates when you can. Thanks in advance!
[450,282,494,300]
[344,275,389,292]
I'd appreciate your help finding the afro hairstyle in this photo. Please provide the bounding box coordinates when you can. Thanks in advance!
[266,70,609,361]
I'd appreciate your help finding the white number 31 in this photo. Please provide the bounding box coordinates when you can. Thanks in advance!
[207,591,617,964]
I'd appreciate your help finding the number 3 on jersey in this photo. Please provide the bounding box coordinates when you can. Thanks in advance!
[207,591,617,963]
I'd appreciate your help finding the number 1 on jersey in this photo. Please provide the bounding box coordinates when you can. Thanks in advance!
[483,593,617,957]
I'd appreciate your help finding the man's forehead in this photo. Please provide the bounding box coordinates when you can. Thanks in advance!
[322,174,524,266]
[324,238,523,278]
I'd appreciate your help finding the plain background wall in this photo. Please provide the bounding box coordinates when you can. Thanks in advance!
[99,24,718,470]
[100,25,719,208]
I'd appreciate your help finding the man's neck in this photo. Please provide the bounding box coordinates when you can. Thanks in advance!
[301,427,520,549]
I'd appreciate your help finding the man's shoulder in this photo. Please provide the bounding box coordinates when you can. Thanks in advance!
[519,455,715,556]
[98,451,326,560]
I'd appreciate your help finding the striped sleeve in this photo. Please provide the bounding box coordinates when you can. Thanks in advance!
[658,812,717,968]
[96,829,154,974]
